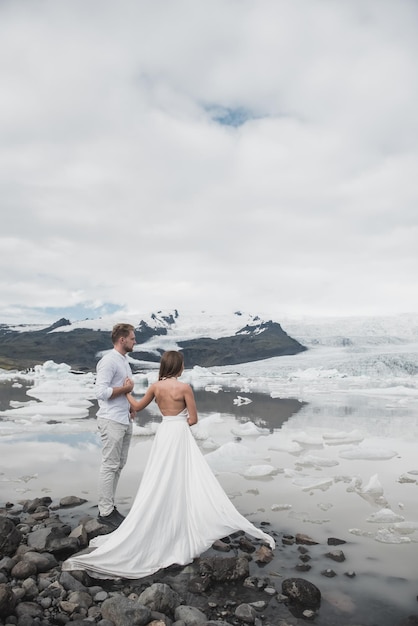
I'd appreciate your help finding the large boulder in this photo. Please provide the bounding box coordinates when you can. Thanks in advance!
[0,517,22,556]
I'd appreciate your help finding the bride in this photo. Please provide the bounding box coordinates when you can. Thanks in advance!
[63,350,275,579]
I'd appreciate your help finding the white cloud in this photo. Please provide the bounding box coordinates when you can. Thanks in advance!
[1,0,417,323]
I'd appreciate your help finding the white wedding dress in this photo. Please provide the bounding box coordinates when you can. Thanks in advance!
[63,409,275,579]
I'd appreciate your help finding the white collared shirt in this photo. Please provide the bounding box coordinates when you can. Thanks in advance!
[95,348,132,424]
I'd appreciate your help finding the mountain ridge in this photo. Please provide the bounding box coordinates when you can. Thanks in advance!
[0,310,306,371]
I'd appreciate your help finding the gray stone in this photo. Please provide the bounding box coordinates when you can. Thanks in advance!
[60,496,88,508]
[101,595,152,626]
[138,583,181,616]
[254,545,274,563]
[67,590,93,610]
[22,497,52,513]
[94,591,109,602]
[22,550,58,572]
[27,527,51,551]
[325,549,345,563]
[14,601,44,618]
[21,577,39,600]
[70,524,89,548]
[0,583,16,618]
[199,556,249,581]
[59,570,88,592]
[0,517,22,556]
[282,577,321,608]
[174,605,207,625]
[10,560,37,579]
[234,603,257,623]
[0,556,16,572]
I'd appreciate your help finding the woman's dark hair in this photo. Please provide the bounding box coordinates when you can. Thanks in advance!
[159,351,184,380]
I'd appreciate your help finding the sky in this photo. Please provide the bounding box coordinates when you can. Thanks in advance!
[1,0,417,325]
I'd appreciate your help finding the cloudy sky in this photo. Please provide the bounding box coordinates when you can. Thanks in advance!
[1,0,417,324]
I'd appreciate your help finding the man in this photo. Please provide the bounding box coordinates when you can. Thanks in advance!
[95,323,136,529]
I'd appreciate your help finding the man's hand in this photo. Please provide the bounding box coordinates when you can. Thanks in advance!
[124,377,134,393]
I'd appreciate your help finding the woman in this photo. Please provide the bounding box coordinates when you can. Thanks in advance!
[63,351,274,579]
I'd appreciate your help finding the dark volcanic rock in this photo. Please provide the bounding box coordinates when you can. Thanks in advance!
[180,320,306,367]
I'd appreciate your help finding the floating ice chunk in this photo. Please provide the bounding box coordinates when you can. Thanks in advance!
[205,385,223,393]
[33,360,72,378]
[271,503,292,511]
[243,464,275,478]
[349,528,375,538]
[231,422,269,437]
[12,382,23,388]
[0,403,88,419]
[268,435,302,453]
[205,441,258,474]
[366,508,405,523]
[323,430,364,446]
[192,413,223,440]
[317,502,333,511]
[374,529,411,544]
[397,473,417,484]
[200,438,219,451]
[339,446,398,460]
[292,433,324,447]
[233,396,252,406]
[295,454,339,468]
[292,476,334,491]
[390,521,418,535]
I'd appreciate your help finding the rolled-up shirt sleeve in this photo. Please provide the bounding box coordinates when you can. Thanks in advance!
[95,358,115,401]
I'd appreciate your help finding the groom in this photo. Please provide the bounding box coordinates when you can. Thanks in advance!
[95,323,136,529]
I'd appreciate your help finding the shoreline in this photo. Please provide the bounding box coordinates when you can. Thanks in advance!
[1,494,416,626]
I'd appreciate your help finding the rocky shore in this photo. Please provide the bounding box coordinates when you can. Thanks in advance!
[0,496,417,626]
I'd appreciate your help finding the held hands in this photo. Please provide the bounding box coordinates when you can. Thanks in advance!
[124,377,134,393]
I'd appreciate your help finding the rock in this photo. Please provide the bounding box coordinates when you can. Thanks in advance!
[282,578,321,609]
[10,560,37,579]
[27,527,52,551]
[68,590,93,609]
[325,549,345,562]
[327,537,346,545]
[59,570,89,592]
[70,524,89,548]
[234,603,257,623]
[0,517,22,556]
[0,556,17,572]
[238,536,256,553]
[46,533,80,557]
[22,497,52,513]
[212,539,231,552]
[295,533,319,546]
[60,496,88,508]
[254,544,274,563]
[199,556,249,581]
[321,569,337,578]
[174,605,207,625]
[22,550,58,572]
[138,583,181,616]
[21,577,39,600]
[0,583,16,618]
[15,600,44,618]
[101,595,152,626]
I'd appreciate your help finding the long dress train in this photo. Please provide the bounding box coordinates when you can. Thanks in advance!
[63,409,275,579]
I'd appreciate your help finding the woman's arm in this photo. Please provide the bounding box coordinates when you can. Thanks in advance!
[184,384,198,426]
[127,383,156,412]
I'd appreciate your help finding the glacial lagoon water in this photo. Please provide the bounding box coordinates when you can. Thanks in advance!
[1,328,418,624]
